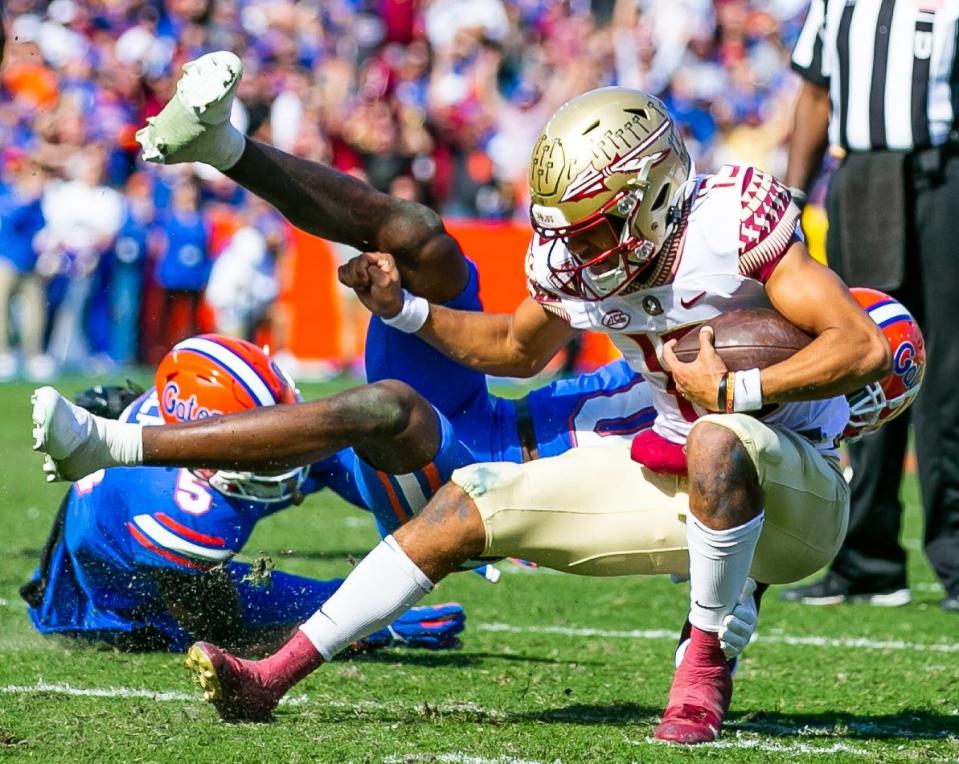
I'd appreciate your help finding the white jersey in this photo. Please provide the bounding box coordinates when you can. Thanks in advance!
[526,164,849,456]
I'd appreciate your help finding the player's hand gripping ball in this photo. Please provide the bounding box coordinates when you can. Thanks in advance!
[671,309,812,370]
[664,309,812,412]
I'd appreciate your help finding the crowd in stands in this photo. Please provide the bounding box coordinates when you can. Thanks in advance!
[0,0,811,378]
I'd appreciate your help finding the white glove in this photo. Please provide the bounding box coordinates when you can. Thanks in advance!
[718,577,758,659]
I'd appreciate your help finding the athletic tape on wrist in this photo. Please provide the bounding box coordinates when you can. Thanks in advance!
[381,289,430,334]
[733,368,763,412]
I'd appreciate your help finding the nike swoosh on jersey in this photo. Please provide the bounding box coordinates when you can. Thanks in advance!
[680,291,708,309]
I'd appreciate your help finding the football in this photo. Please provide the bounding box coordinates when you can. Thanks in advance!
[672,308,813,370]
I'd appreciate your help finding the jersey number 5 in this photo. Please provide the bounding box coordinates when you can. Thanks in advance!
[175,469,213,515]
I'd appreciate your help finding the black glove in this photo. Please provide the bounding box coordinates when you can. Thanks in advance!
[74,381,146,420]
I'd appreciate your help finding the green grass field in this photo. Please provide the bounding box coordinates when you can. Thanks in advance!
[0,378,957,763]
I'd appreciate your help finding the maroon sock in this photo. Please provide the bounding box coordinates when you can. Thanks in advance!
[666,626,732,714]
[685,626,726,666]
[251,630,325,697]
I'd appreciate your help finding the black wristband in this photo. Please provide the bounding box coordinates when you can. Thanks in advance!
[717,374,728,413]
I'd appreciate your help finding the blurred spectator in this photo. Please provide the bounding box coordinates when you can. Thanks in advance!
[205,198,283,341]
[206,226,277,341]
[0,155,50,380]
[424,0,510,50]
[153,175,210,356]
[108,171,157,365]
[37,145,123,371]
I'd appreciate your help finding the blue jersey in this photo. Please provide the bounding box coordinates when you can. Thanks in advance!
[26,395,344,651]
[155,210,209,291]
[25,464,346,651]
[113,205,152,268]
[0,181,44,273]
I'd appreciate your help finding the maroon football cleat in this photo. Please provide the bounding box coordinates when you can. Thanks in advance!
[654,626,733,744]
[185,641,280,722]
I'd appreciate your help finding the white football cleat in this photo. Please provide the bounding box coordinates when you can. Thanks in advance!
[31,386,126,482]
[136,51,246,170]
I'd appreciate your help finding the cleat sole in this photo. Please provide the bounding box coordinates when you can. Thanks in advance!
[185,644,223,703]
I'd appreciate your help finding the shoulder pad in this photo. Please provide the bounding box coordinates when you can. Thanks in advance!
[736,166,799,277]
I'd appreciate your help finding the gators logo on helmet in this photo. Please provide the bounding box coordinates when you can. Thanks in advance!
[155,334,305,503]
[844,289,925,441]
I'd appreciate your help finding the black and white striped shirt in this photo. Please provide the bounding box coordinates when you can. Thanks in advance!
[792,0,959,151]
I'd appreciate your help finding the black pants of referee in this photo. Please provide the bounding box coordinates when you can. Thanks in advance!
[825,148,959,600]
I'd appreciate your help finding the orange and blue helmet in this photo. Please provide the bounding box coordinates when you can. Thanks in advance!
[844,288,925,441]
[155,334,306,503]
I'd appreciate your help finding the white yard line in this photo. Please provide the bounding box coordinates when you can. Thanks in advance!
[388,739,876,762]
[665,737,871,757]
[0,681,194,702]
[0,680,306,706]
[714,739,869,755]
[385,756,555,764]
[3,681,954,752]
[477,623,959,653]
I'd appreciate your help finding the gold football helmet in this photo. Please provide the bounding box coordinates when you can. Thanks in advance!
[528,88,693,300]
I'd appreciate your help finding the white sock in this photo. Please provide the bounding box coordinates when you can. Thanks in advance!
[686,512,764,632]
[299,536,433,660]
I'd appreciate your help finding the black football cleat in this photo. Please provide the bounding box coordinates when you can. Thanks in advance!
[780,574,911,607]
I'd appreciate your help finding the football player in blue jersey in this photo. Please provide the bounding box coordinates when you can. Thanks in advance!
[21,337,466,654]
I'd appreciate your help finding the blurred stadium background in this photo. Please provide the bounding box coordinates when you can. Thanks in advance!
[0,0,832,382]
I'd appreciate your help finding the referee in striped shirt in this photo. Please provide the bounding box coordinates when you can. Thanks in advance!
[782,0,959,613]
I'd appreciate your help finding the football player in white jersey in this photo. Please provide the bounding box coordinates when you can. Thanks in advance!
[32,57,889,742]
[313,88,887,742]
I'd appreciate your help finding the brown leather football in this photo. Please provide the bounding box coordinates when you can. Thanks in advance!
[672,308,813,370]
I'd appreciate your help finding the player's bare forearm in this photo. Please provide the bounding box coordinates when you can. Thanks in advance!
[227,139,433,253]
[227,139,468,301]
[761,244,891,402]
[784,81,830,191]
[418,298,578,378]
[341,252,577,372]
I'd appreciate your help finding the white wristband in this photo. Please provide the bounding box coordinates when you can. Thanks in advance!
[733,368,763,412]
[381,289,429,334]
